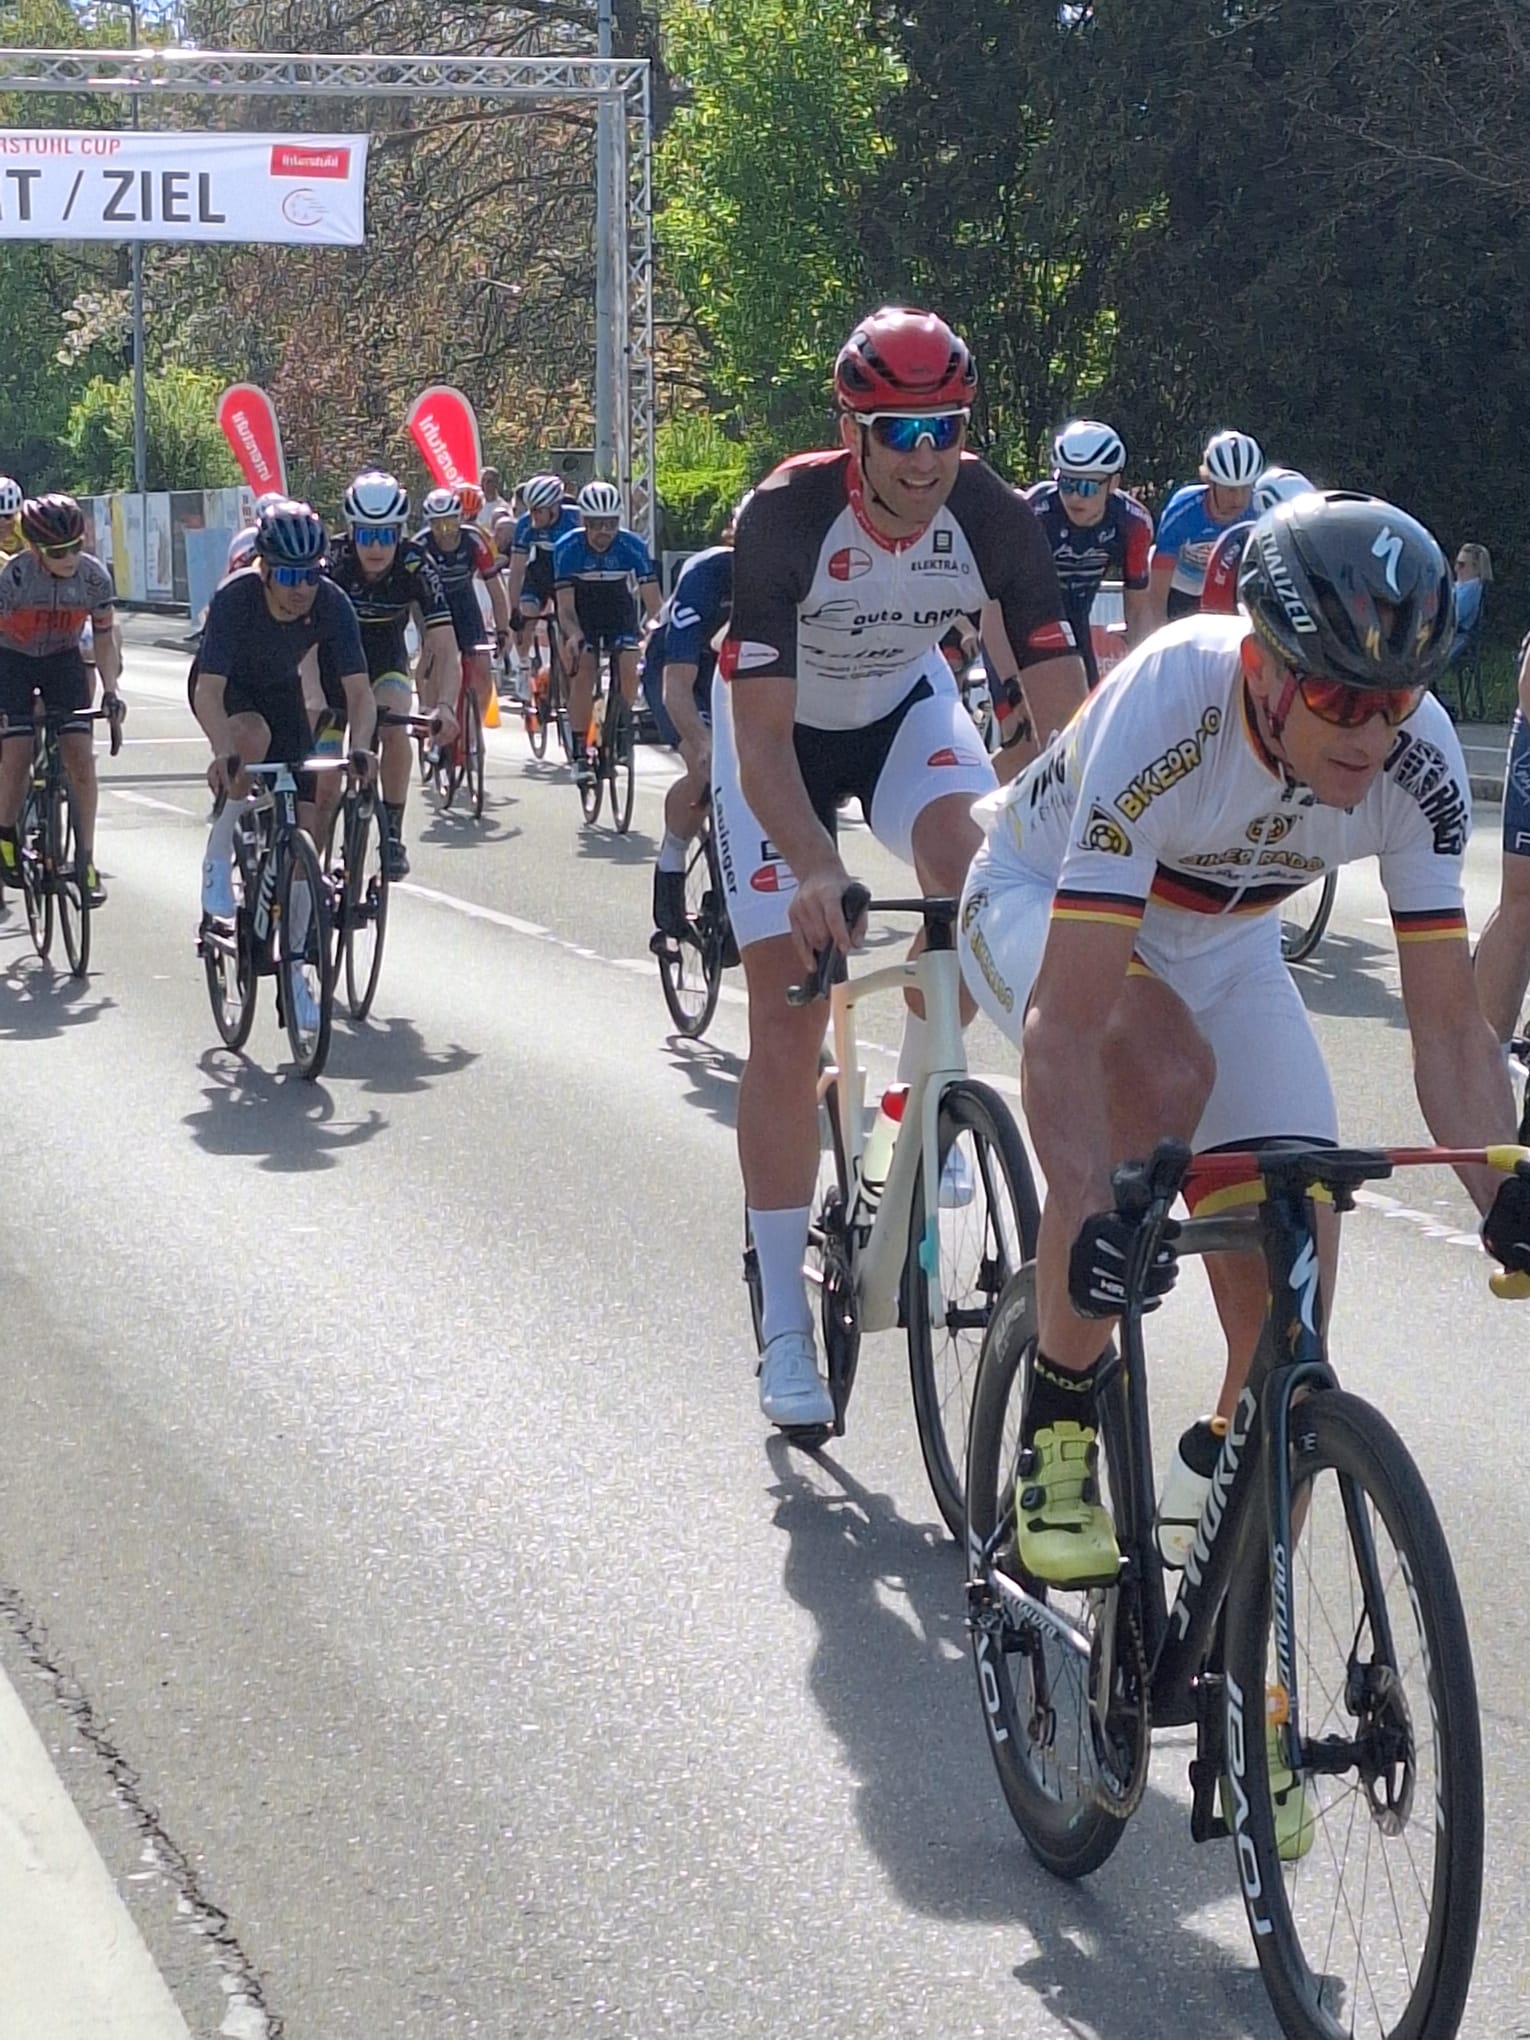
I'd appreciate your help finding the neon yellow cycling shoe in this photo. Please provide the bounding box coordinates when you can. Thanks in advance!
[1015,1421,1121,1586]
[1223,1685,1316,1862]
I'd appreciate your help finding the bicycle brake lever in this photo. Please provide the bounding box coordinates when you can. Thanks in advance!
[786,883,872,1007]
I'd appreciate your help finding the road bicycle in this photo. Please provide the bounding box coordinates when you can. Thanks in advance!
[197,757,339,1080]
[417,661,486,820]
[651,797,737,1038]
[1280,870,1338,964]
[523,617,571,764]
[965,1134,1507,2038]
[2,699,122,978]
[577,642,636,834]
[745,885,1039,1537]
[324,729,413,1025]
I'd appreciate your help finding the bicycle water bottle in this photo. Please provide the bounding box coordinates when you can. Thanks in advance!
[1155,1414,1228,1567]
[858,1084,909,1215]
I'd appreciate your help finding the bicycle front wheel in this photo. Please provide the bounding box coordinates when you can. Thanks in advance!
[1223,1390,1483,2040]
[19,785,53,961]
[52,780,90,978]
[905,1078,1039,1539]
[463,688,486,819]
[526,673,549,759]
[1280,871,1337,965]
[656,827,724,1038]
[607,696,635,834]
[277,830,334,1080]
[341,798,390,1022]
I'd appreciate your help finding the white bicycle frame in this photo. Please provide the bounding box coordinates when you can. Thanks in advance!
[818,936,969,1336]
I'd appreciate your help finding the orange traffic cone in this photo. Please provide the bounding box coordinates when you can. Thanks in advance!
[484,686,500,728]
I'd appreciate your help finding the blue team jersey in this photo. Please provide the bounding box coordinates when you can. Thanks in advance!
[553,526,656,591]
[1153,484,1252,613]
[665,545,733,679]
[511,505,581,569]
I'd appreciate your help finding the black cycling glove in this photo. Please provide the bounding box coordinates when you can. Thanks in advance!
[1482,1173,1530,1273]
[1068,1210,1181,1319]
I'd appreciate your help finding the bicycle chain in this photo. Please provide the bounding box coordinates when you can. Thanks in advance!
[1091,1597,1152,1821]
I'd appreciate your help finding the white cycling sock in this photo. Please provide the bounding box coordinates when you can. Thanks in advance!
[749,1206,813,1345]
[658,831,688,874]
[897,1010,927,1085]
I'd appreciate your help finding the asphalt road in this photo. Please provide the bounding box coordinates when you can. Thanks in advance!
[1,626,1526,2039]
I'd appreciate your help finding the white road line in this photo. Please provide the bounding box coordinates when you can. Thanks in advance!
[0,1667,190,2036]
[112,790,201,819]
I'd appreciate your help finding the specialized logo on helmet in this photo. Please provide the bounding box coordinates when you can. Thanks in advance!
[1256,527,1318,634]
[1082,804,1131,856]
[828,546,873,582]
[1371,527,1404,595]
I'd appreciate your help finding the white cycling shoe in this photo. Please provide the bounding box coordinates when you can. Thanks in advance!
[201,855,236,921]
[758,1330,834,1429]
[288,972,322,1037]
[940,1145,975,1208]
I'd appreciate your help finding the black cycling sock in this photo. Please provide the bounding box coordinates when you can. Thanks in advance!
[383,801,404,841]
[1023,1350,1100,1443]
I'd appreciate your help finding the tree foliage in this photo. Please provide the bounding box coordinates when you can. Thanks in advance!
[63,364,240,490]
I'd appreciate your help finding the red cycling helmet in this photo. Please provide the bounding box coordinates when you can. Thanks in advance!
[834,307,976,413]
[20,493,85,548]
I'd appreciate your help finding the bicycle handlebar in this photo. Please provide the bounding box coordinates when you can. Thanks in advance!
[786,883,873,1006]
[0,702,122,754]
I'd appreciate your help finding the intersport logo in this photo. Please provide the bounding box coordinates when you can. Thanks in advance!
[827,546,872,581]
[270,145,352,179]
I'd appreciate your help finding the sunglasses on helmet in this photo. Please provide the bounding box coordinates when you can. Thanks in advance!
[1057,475,1105,499]
[268,561,325,588]
[863,410,969,454]
[37,537,83,557]
[352,524,403,547]
[1291,668,1424,730]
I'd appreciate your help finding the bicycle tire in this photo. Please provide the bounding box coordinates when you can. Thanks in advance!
[19,784,53,960]
[203,905,257,1050]
[416,728,436,788]
[464,688,486,819]
[435,702,464,811]
[1280,871,1337,966]
[964,1267,1133,1880]
[526,674,549,759]
[53,780,90,979]
[341,797,390,1022]
[656,828,724,1038]
[1222,1389,1483,2040]
[607,695,635,834]
[579,712,603,824]
[277,829,334,1080]
[905,1078,1040,1540]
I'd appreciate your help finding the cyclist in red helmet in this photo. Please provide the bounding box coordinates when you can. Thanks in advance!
[715,304,1086,1428]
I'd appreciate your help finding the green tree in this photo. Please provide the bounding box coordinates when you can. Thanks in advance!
[63,365,240,489]
[658,0,902,461]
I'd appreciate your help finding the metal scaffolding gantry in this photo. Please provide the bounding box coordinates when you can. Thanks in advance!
[0,45,657,544]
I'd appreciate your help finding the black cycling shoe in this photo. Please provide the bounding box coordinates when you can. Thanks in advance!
[383,836,409,880]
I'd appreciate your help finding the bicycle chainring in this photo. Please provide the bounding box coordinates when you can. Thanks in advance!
[1090,1595,1151,1820]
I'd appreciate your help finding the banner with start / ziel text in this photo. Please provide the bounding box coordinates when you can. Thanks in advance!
[0,131,368,244]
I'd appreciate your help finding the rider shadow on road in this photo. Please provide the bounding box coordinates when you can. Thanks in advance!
[322,1017,478,1096]
[182,1050,385,1172]
[0,955,116,1038]
[1286,927,1406,1028]
[661,1036,743,1130]
[764,1439,1265,2036]
[416,808,521,853]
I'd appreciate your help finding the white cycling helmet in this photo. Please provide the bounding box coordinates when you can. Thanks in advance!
[577,479,623,519]
[1252,465,1314,515]
[253,490,284,518]
[343,469,409,527]
[1202,429,1263,488]
[1053,419,1127,478]
[423,486,461,520]
[0,476,22,516]
[522,474,564,512]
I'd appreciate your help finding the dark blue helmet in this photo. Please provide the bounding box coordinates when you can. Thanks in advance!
[255,499,326,567]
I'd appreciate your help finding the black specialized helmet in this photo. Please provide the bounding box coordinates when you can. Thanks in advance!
[1238,491,1453,691]
[255,498,326,566]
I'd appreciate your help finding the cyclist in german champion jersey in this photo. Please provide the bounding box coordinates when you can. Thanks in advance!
[1146,428,1263,625]
[958,492,1528,1595]
[416,486,510,737]
[326,471,461,878]
[193,501,374,927]
[1024,420,1153,688]
[1199,467,1313,613]
[720,305,1086,1429]
[0,494,123,903]
[553,481,662,788]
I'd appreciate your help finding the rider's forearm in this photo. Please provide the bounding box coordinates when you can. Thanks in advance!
[736,741,840,886]
[488,578,510,631]
[663,664,707,751]
[556,594,579,643]
[505,560,527,611]
[1414,1022,1519,1214]
[94,620,122,689]
[341,671,377,753]
[1019,653,1087,750]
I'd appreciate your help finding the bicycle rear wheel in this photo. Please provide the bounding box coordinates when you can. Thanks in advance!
[18,784,53,961]
[1222,1390,1483,2040]
[656,827,725,1037]
[579,706,603,824]
[53,781,90,978]
[277,830,334,1080]
[526,670,549,758]
[341,797,390,1022]
[463,689,486,819]
[963,1269,1139,1880]
[607,694,635,834]
[202,903,257,1050]
[1280,871,1337,965]
[905,1079,1039,1540]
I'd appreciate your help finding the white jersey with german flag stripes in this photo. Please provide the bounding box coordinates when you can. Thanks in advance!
[977,611,1470,960]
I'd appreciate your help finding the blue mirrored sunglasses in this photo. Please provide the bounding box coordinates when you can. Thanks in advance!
[268,562,324,587]
[1057,474,1105,498]
[352,525,403,547]
[865,410,968,453]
